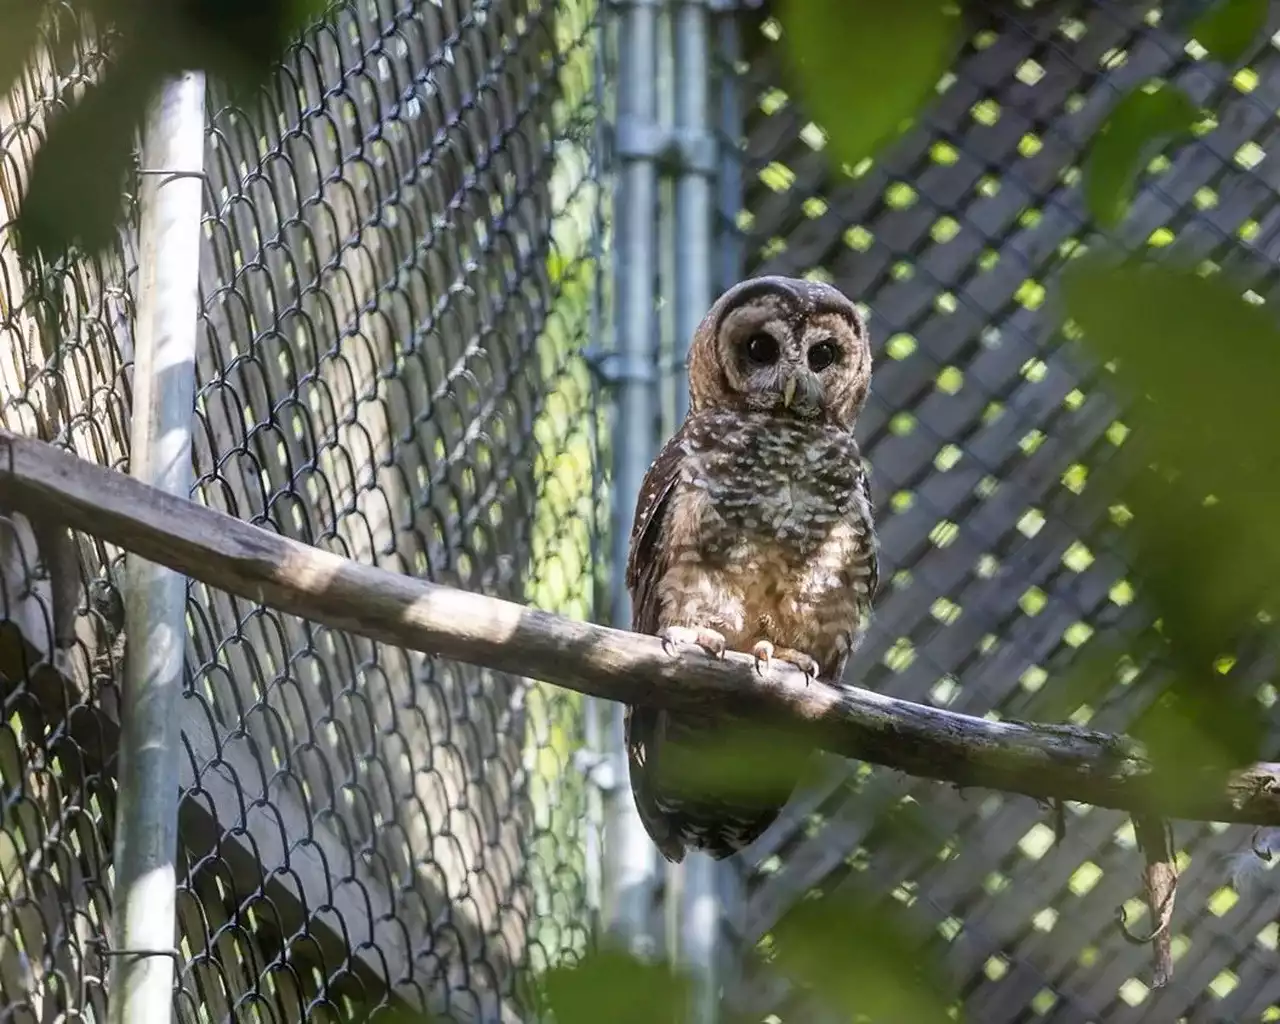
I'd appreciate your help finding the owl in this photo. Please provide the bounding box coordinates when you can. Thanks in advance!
[624,275,879,863]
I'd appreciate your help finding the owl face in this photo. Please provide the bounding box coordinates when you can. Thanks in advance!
[687,276,871,428]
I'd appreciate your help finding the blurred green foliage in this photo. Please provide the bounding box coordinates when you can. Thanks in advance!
[1187,0,1269,63]
[695,0,1277,1018]
[1083,83,1198,229]
[769,889,957,1023]
[1061,257,1276,801]
[13,0,1280,1018]
[518,0,615,979]
[539,949,693,1024]
[3,0,330,261]
[777,0,961,172]
[782,0,1280,787]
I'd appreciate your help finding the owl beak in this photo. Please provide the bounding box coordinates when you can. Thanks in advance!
[782,376,798,408]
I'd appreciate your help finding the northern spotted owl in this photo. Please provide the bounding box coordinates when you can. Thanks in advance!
[625,275,879,863]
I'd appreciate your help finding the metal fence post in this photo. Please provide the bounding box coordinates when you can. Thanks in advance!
[671,0,714,422]
[604,0,664,959]
[671,0,720,1018]
[705,9,751,1008]
[107,70,206,1024]
[713,6,746,297]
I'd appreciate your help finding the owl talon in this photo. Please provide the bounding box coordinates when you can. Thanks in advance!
[771,647,821,685]
[659,625,727,660]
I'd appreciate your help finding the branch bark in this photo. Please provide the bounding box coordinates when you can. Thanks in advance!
[5,427,1280,825]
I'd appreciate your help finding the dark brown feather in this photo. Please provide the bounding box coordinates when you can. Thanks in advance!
[624,426,688,631]
[624,426,691,861]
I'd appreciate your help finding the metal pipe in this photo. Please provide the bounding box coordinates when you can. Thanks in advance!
[654,0,682,968]
[604,0,663,958]
[672,0,713,424]
[107,70,207,1024]
[672,2,719,1018]
[709,16,749,1007]
[657,7,679,437]
[715,12,745,297]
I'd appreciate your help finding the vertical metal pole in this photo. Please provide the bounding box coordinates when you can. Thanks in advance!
[672,2,719,1019]
[108,70,206,1024]
[653,0,681,968]
[672,0,712,424]
[604,0,663,958]
[656,5,678,438]
[710,9,751,1008]
[715,11,746,297]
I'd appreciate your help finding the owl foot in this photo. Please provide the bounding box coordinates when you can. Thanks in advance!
[659,625,727,659]
[751,641,819,684]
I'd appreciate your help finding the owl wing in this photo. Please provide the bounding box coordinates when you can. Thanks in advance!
[625,427,687,634]
[823,457,880,686]
[623,425,691,861]
[856,458,880,606]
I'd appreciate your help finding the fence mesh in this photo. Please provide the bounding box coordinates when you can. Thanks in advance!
[0,0,606,1021]
[11,0,1280,1020]
[716,1,1280,1021]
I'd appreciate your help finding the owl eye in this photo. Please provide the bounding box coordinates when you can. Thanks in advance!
[743,333,780,365]
[807,339,840,372]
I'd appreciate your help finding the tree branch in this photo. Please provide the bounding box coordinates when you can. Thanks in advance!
[4,427,1280,824]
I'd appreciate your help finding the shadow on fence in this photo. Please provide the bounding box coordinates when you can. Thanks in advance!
[0,0,607,1020]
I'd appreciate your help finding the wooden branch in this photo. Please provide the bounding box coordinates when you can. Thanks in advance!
[5,427,1280,825]
[1122,815,1178,988]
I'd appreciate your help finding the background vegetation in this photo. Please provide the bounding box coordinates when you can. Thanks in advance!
[4,0,1279,1019]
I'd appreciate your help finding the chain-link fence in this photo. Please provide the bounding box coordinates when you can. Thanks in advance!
[11,0,1280,1021]
[0,0,607,1020]
[711,1,1280,1020]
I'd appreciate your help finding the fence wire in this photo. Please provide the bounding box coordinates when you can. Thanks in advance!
[13,0,1280,1021]
[712,1,1280,1021]
[0,0,607,1021]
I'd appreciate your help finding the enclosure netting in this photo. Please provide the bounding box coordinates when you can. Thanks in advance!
[0,0,606,1021]
[716,1,1280,1021]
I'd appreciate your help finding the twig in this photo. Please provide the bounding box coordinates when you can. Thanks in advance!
[1118,816,1178,988]
[5,427,1280,824]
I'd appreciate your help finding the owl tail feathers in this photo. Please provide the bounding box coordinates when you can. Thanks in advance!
[625,704,800,863]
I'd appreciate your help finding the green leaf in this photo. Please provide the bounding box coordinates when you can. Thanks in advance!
[778,0,960,169]
[652,718,812,808]
[1116,470,1269,800]
[1061,255,1280,792]
[771,888,958,1022]
[1190,0,1269,65]
[541,949,690,1024]
[16,58,161,264]
[0,0,48,100]
[13,0,335,264]
[1083,82,1197,229]
[1061,256,1280,509]
[168,0,331,96]
[347,1010,440,1024]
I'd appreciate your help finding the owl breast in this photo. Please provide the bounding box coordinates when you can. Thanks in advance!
[657,409,876,676]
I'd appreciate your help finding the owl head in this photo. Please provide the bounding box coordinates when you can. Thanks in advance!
[687,275,871,428]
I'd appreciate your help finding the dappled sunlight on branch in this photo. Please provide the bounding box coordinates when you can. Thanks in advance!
[6,426,1280,829]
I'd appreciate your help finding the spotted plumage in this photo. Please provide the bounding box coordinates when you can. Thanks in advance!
[625,275,879,863]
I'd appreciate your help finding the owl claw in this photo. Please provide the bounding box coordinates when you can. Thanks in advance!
[755,645,820,685]
[659,625,727,660]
